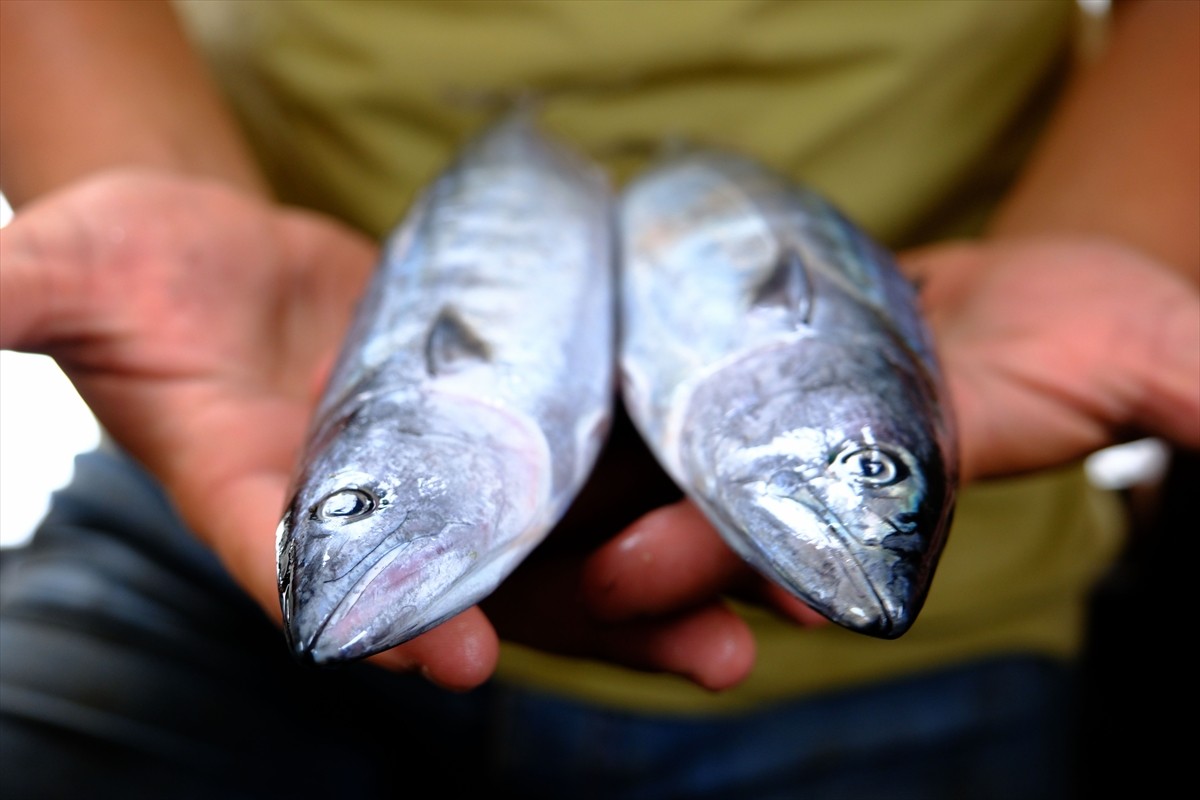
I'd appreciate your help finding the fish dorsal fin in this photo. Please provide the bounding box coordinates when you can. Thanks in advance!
[751,246,813,327]
[425,307,491,376]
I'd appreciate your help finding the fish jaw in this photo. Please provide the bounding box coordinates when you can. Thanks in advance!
[697,469,940,638]
[675,340,955,639]
[279,515,534,664]
[279,514,470,663]
[277,393,552,665]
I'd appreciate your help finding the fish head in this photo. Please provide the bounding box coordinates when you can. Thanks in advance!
[277,392,550,664]
[679,338,956,638]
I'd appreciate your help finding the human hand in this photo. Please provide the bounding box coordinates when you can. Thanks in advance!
[0,171,508,688]
[573,236,1199,672]
[904,237,1199,481]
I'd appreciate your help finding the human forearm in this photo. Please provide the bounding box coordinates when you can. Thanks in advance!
[988,0,1199,281]
[0,0,267,206]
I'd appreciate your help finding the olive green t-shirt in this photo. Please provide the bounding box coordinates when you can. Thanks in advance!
[176,0,1124,713]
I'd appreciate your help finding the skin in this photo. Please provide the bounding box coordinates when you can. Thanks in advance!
[1,0,1197,692]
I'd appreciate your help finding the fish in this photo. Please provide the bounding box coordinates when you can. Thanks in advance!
[618,148,957,638]
[276,111,614,665]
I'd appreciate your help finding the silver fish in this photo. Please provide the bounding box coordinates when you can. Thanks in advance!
[619,149,957,638]
[277,112,614,664]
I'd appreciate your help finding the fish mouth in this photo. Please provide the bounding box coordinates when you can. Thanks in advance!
[284,515,542,665]
[708,486,917,639]
[284,534,475,665]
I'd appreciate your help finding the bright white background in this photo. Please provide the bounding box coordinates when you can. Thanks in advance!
[0,353,100,547]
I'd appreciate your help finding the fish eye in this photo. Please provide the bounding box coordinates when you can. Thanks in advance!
[836,447,906,487]
[313,488,377,522]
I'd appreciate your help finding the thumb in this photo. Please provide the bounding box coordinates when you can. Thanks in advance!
[0,200,84,351]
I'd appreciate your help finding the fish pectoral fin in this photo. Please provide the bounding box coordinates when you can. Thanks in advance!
[750,246,813,327]
[425,307,492,376]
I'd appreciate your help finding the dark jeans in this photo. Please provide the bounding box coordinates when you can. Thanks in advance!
[1,447,1076,800]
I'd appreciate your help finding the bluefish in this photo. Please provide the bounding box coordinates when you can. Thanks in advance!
[619,149,957,638]
[277,112,614,664]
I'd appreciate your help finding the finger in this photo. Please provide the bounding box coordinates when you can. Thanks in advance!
[905,239,1200,482]
[0,196,88,350]
[581,500,751,621]
[585,603,757,692]
[368,607,501,692]
[0,172,233,354]
[581,499,825,628]
[485,556,756,692]
[1122,283,1200,448]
